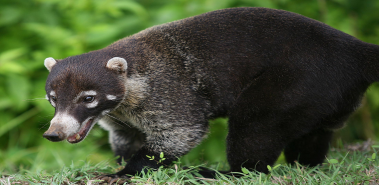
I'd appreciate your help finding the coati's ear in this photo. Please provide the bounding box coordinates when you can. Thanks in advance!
[106,57,128,73]
[44,57,57,72]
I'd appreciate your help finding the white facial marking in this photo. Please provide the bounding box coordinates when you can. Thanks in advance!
[106,94,117,101]
[45,94,48,100]
[73,91,83,103]
[50,112,80,138]
[73,90,98,103]
[83,90,97,96]
[49,91,56,107]
[86,100,98,108]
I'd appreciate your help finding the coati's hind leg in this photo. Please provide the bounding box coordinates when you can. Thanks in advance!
[225,80,308,174]
[284,128,333,167]
[109,128,146,164]
[226,115,287,174]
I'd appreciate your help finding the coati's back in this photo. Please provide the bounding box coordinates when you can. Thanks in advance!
[107,7,379,118]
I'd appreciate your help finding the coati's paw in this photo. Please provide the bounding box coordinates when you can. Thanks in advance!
[95,174,129,184]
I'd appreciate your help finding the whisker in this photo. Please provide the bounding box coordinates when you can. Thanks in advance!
[39,122,50,130]
[105,113,131,128]
[23,98,48,102]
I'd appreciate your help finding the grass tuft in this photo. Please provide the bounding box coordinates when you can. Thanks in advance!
[1,143,378,184]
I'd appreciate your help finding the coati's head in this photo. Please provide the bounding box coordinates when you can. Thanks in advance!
[43,54,127,143]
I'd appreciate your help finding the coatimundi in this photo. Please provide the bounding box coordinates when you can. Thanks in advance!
[43,7,379,180]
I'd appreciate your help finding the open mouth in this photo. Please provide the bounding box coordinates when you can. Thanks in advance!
[67,118,95,143]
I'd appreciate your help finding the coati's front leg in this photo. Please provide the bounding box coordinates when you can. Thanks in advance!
[109,128,146,164]
[98,119,146,164]
[115,126,208,177]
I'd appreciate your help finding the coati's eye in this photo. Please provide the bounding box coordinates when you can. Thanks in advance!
[51,96,57,102]
[83,96,95,103]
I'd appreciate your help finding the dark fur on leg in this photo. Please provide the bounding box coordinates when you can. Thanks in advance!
[284,128,333,166]
[109,128,145,164]
[115,147,175,176]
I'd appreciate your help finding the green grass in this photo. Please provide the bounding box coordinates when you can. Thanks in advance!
[2,144,378,185]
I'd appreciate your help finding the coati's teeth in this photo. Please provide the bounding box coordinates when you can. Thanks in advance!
[76,134,80,140]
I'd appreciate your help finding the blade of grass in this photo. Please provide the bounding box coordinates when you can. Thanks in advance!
[0,107,40,137]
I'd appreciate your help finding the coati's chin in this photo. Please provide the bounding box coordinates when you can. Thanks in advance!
[67,118,95,143]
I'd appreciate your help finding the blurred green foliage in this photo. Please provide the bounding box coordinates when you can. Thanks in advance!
[1,0,379,174]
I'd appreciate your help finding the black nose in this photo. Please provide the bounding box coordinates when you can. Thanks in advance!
[43,131,65,142]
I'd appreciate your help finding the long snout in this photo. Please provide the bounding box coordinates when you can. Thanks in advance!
[43,126,66,142]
